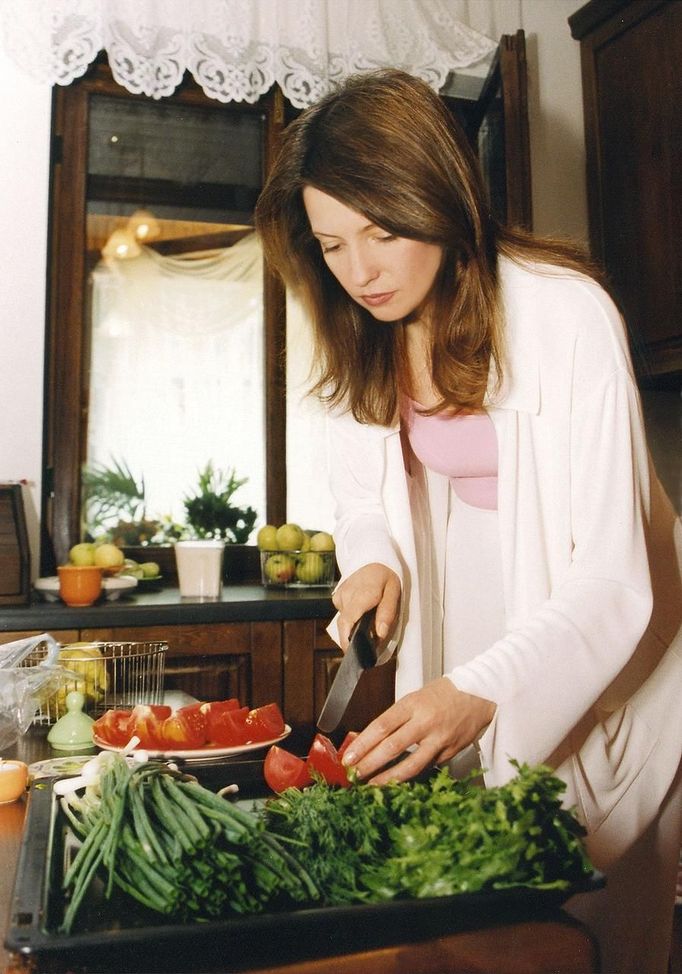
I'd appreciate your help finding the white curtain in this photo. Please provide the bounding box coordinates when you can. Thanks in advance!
[88,233,265,527]
[0,0,497,105]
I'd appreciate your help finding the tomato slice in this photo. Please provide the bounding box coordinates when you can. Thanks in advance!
[92,708,132,747]
[306,733,351,787]
[207,705,250,747]
[200,699,241,741]
[125,704,171,749]
[337,731,359,760]
[245,703,285,742]
[158,704,207,748]
[264,745,312,792]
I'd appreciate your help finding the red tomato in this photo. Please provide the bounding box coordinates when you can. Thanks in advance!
[125,704,171,749]
[306,733,351,788]
[264,745,312,792]
[200,699,241,741]
[207,705,250,747]
[337,731,359,760]
[93,709,132,747]
[158,704,207,748]
[245,703,285,742]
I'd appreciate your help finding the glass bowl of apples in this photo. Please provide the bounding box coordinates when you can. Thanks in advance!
[258,523,336,588]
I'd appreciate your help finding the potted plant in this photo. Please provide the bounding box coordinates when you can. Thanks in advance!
[183,462,259,580]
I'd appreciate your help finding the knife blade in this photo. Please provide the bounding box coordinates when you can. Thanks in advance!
[317,608,389,733]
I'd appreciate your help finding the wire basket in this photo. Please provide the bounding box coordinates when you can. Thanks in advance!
[21,639,167,724]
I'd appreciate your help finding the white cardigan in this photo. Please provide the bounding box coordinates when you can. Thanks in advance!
[326,257,682,869]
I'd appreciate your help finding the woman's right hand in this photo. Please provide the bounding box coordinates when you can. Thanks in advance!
[332,563,401,650]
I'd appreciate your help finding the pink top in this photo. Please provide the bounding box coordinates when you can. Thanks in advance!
[402,398,499,510]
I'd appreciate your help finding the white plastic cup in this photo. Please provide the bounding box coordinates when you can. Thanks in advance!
[174,540,225,599]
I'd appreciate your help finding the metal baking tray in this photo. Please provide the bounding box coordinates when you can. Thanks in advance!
[5,764,604,973]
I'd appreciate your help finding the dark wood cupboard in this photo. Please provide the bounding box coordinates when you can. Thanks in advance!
[0,618,395,732]
[569,0,682,379]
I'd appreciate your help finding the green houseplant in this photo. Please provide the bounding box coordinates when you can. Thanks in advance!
[183,462,257,544]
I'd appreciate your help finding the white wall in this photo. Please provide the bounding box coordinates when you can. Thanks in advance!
[0,44,51,576]
[0,2,588,576]
[521,0,588,239]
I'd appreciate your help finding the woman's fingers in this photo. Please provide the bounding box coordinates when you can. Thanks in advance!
[333,563,400,648]
[375,572,401,640]
[343,679,495,783]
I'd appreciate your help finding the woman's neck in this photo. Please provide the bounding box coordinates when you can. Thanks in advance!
[404,319,440,409]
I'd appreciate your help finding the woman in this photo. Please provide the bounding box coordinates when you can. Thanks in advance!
[255,69,682,974]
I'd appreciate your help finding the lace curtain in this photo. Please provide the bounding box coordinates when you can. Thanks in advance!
[0,0,497,106]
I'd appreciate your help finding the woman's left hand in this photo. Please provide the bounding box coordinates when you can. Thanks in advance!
[341,678,496,785]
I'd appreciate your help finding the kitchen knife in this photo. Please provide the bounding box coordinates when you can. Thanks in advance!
[317,608,392,733]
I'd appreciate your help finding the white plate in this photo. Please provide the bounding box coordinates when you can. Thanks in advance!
[92,724,292,761]
[34,575,138,602]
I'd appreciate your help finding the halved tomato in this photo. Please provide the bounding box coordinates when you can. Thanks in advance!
[92,708,132,747]
[264,745,312,792]
[125,704,171,749]
[245,703,285,742]
[207,705,250,747]
[306,733,351,788]
[159,704,207,748]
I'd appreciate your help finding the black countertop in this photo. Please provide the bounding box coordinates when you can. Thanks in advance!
[0,585,334,632]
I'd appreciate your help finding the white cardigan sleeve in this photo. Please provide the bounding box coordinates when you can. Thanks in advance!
[448,296,656,779]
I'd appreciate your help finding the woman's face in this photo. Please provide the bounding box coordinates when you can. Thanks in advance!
[303,187,443,322]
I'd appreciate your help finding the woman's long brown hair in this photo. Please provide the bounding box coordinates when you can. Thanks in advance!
[255,69,602,425]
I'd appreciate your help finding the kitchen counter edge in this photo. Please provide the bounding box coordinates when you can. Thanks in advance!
[0,585,335,631]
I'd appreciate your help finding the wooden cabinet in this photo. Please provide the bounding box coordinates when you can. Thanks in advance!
[283,619,395,731]
[0,619,395,732]
[569,0,682,377]
[0,630,79,645]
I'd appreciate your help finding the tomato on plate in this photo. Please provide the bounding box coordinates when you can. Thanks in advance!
[125,704,171,749]
[264,745,312,792]
[306,733,351,788]
[159,704,207,748]
[92,708,132,747]
[200,699,241,741]
[207,705,250,747]
[245,703,285,742]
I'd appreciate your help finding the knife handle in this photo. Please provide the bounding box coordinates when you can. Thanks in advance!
[350,608,387,668]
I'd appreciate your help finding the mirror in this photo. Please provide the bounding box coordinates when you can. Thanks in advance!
[44,60,287,567]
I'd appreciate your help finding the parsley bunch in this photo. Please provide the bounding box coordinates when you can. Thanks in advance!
[264,761,593,905]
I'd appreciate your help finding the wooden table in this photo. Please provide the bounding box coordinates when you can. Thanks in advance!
[1,732,600,974]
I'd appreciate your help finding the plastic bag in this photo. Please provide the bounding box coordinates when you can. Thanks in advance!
[0,634,71,750]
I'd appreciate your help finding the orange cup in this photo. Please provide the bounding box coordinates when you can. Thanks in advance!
[57,565,103,606]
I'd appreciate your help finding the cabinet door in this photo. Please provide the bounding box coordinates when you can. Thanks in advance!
[571,0,682,375]
[81,623,282,708]
[283,619,395,732]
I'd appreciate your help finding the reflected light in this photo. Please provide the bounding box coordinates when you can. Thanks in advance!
[101,228,142,260]
[128,209,160,241]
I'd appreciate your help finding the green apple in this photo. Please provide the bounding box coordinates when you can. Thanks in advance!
[140,561,160,578]
[256,524,279,551]
[275,523,305,551]
[69,542,96,566]
[310,531,335,552]
[93,543,125,569]
[264,553,296,584]
[296,552,326,584]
